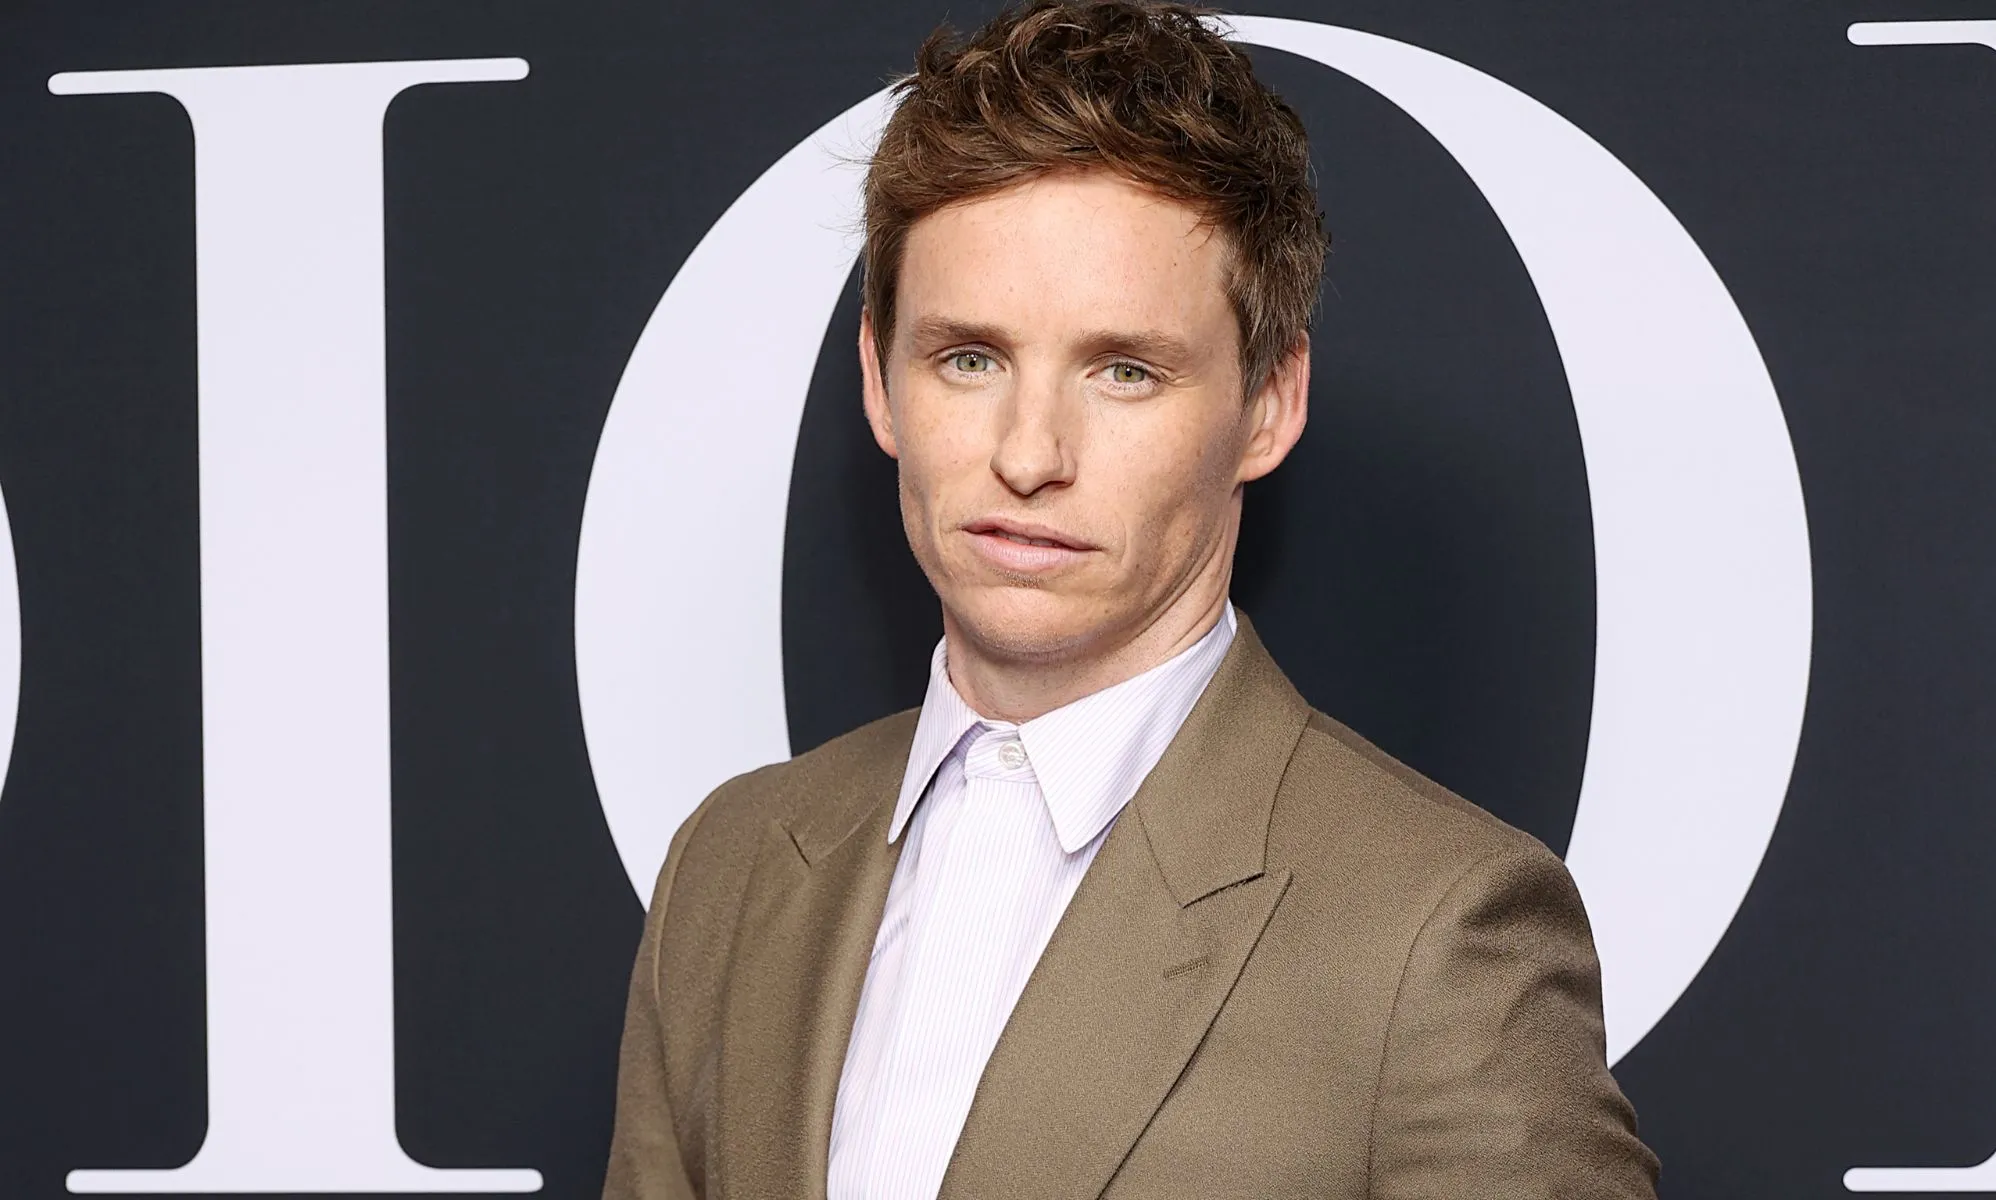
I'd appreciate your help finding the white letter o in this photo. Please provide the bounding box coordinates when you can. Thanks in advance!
[575,18,1812,1066]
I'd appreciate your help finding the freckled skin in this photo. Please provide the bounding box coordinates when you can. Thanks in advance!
[860,171,1310,722]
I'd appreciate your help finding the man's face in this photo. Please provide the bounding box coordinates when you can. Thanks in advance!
[861,170,1306,664]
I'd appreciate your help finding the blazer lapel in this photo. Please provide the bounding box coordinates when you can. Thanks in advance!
[711,716,913,1200]
[940,619,1311,1200]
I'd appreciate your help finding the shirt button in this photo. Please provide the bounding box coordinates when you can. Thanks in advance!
[998,741,1027,770]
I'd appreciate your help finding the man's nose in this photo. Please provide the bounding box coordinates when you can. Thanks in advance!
[988,373,1077,497]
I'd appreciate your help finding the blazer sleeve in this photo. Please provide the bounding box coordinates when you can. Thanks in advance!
[1367,842,1661,1199]
[602,806,711,1200]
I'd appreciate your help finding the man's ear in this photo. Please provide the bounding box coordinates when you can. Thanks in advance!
[1238,334,1310,484]
[858,307,899,460]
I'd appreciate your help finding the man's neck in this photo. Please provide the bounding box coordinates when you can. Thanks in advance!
[942,584,1231,724]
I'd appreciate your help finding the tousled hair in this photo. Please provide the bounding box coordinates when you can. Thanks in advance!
[862,0,1329,392]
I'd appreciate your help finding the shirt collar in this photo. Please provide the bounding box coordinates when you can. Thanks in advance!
[891,604,1237,853]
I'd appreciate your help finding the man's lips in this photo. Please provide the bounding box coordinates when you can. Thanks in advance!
[961,519,1096,571]
[964,518,1091,550]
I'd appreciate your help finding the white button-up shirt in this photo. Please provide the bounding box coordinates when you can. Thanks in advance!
[826,605,1237,1200]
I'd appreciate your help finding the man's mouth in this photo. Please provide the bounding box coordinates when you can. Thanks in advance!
[995,531,1067,548]
[963,519,1091,552]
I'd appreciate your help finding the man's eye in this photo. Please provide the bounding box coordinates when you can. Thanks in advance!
[949,351,992,373]
[1107,362,1150,385]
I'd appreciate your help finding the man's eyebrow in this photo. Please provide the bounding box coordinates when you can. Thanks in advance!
[906,316,1010,347]
[1075,328,1198,363]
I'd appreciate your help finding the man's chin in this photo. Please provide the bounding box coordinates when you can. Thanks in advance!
[944,590,1112,664]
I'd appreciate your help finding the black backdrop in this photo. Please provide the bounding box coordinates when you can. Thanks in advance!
[2,1,1994,1196]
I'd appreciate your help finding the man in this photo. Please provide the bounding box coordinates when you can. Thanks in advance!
[605,2,1660,1196]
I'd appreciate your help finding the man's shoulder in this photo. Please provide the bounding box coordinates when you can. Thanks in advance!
[668,707,919,889]
[1274,708,1561,891]
[788,705,924,791]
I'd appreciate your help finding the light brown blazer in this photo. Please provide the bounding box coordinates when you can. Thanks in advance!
[604,617,1660,1199]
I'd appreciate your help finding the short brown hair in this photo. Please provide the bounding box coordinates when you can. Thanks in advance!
[862,0,1328,391]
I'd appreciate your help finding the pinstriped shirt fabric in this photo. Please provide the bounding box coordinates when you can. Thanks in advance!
[825,604,1237,1200]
